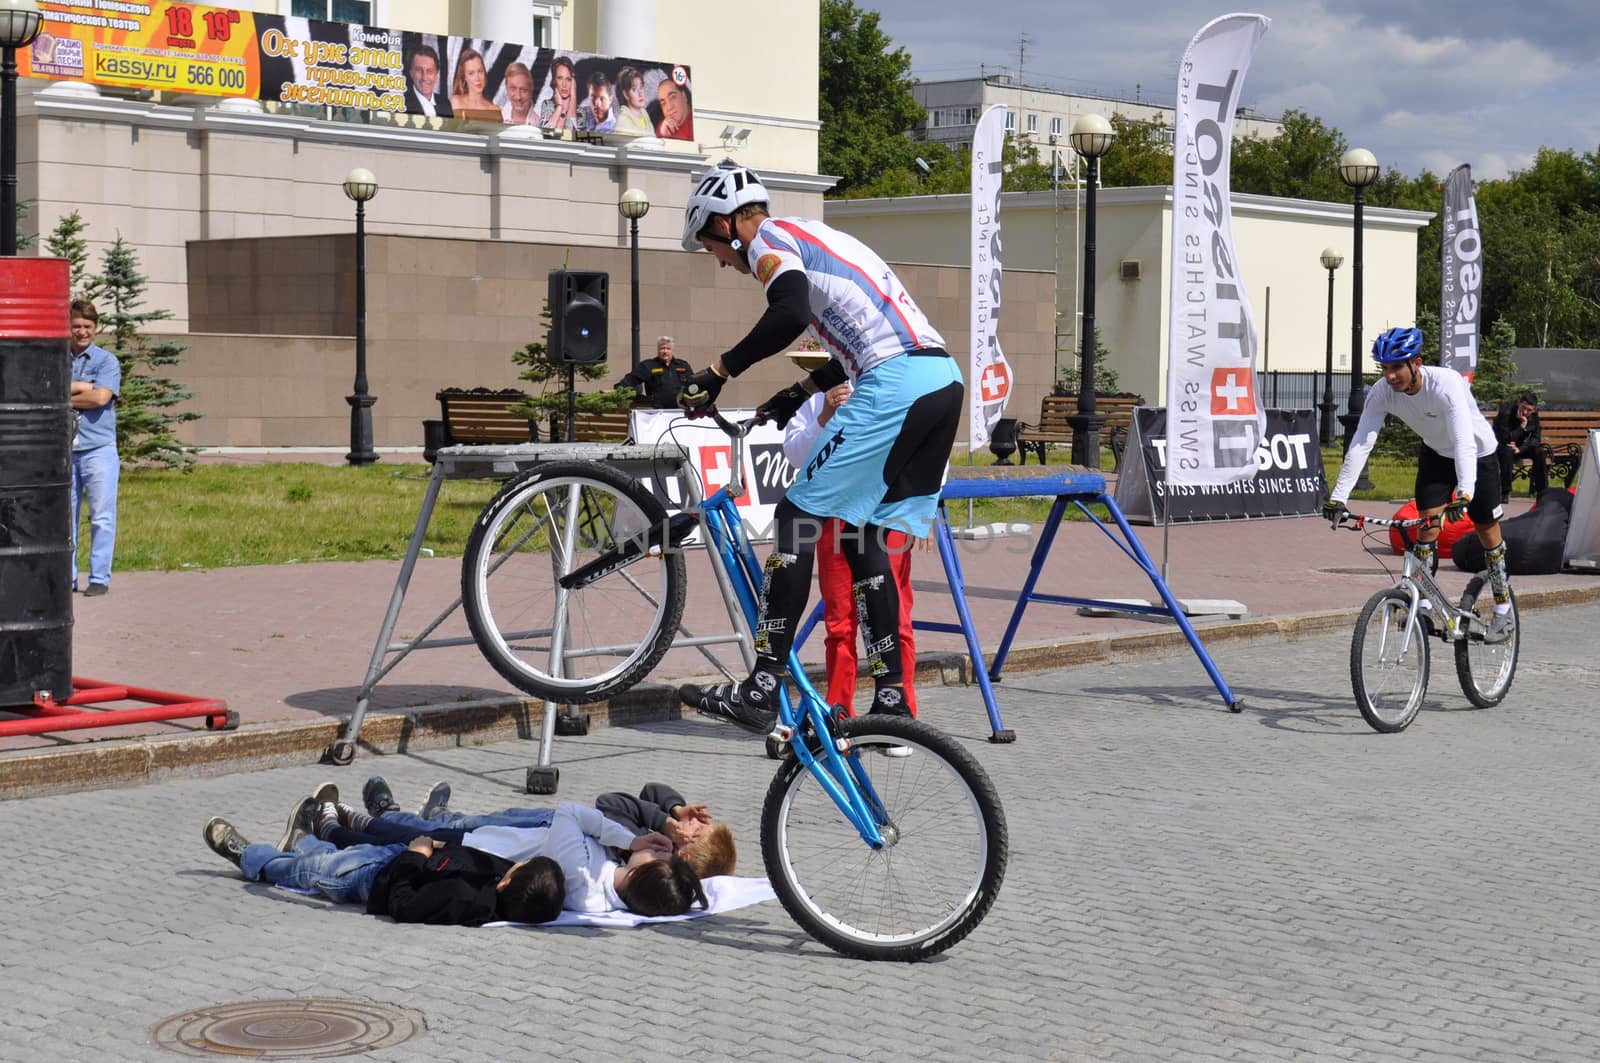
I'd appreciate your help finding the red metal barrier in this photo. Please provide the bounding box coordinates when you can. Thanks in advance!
[0,676,234,737]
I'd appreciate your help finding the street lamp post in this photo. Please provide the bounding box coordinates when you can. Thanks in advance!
[1317,246,1344,447]
[342,167,379,466]
[1337,148,1379,490]
[1067,112,1115,468]
[1,0,44,256]
[618,187,650,368]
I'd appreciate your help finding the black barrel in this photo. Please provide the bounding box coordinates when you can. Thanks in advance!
[0,257,73,707]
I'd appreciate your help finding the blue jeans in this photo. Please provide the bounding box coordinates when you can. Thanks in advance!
[240,838,405,905]
[378,807,553,832]
[70,444,119,588]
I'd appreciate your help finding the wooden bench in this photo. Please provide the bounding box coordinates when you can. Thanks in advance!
[547,409,633,443]
[1015,394,1145,465]
[431,388,538,456]
[1531,409,1600,488]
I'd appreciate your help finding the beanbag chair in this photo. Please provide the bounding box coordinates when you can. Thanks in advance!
[1387,499,1474,558]
[1452,487,1575,574]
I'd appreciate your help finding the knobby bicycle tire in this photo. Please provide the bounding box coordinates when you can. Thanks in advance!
[461,461,686,704]
[760,715,1008,961]
[1455,576,1519,709]
[1350,588,1430,733]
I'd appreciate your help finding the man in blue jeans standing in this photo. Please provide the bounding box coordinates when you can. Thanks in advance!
[68,299,120,596]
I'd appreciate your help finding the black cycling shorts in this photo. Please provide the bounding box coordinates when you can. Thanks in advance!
[1415,444,1504,523]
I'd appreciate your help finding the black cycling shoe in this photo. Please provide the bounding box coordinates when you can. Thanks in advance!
[363,775,401,817]
[679,681,777,734]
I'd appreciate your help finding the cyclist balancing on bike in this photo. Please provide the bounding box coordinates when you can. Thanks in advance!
[673,159,963,733]
[1322,325,1515,643]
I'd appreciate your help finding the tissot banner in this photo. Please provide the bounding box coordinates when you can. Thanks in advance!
[19,2,693,139]
[1440,164,1482,379]
[1165,13,1271,487]
[1115,407,1326,524]
[968,104,1013,451]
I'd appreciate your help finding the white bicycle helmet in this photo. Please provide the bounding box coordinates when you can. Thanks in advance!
[680,159,769,251]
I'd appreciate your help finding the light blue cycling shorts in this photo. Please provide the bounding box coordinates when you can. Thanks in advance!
[786,352,964,539]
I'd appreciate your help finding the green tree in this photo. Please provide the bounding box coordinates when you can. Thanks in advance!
[1051,330,1121,395]
[10,199,37,251]
[1098,113,1175,188]
[818,0,926,195]
[93,234,200,468]
[507,300,632,435]
[1230,109,1348,202]
[47,210,99,300]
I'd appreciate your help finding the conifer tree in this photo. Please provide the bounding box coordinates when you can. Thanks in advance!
[93,234,200,468]
[46,210,99,300]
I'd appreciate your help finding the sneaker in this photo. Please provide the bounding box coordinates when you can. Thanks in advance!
[679,682,778,734]
[1484,611,1516,645]
[276,796,320,852]
[363,775,401,817]
[204,816,250,869]
[84,583,109,597]
[418,781,452,820]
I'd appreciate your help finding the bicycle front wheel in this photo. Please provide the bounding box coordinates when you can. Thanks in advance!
[1351,588,1430,733]
[1455,576,1519,708]
[761,715,1007,961]
[462,461,685,704]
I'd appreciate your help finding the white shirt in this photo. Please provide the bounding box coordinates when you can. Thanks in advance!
[1331,365,1498,502]
[462,802,637,913]
[783,390,830,469]
[747,216,945,381]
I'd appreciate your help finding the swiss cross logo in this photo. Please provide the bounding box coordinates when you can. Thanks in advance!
[1209,368,1258,416]
[979,362,1011,402]
[699,445,750,507]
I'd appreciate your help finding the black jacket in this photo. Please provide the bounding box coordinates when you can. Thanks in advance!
[618,360,693,409]
[403,85,454,118]
[366,842,512,925]
[1493,401,1541,451]
[594,783,687,860]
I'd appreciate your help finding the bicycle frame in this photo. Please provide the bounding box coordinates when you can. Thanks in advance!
[1345,514,1486,642]
[692,413,889,849]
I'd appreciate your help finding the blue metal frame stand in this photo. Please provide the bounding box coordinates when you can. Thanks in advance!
[796,471,1243,744]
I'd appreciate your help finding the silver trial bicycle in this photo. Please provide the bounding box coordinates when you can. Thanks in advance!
[1338,512,1519,733]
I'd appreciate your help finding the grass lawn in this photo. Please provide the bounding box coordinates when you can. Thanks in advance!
[89,444,1423,573]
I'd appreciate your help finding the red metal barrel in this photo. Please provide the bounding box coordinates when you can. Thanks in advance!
[0,257,73,706]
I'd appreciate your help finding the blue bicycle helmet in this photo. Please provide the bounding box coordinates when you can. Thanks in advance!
[1372,326,1424,363]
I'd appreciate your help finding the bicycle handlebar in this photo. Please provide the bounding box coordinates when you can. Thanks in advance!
[1338,513,1429,531]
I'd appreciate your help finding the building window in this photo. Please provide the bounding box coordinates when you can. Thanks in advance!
[928,106,981,129]
[1162,125,1176,146]
[292,0,370,21]
[1004,111,1014,131]
[1051,116,1063,136]
[1026,113,1038,133]
[530,3,562,47]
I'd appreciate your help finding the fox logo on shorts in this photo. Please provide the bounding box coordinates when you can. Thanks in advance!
[806,428,845,480]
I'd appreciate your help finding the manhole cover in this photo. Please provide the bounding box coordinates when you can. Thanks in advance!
[151,998,424,1058]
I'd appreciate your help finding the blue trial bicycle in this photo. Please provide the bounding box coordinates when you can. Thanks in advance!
[460,409,1008,960]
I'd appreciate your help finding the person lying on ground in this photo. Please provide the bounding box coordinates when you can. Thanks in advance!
[202,784,563,927]
[357,776,736,878]
[272,784,707,917]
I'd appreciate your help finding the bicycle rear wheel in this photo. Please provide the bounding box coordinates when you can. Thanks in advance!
[1455,577,1519,708]
[462,461,685,704]
[1350,588,1430,733]
[761,715,1007,961]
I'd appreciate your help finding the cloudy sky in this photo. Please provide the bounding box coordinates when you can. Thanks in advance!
[865,0,1600,180]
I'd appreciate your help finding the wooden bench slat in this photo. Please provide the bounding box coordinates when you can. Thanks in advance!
[1014,394,1144,464]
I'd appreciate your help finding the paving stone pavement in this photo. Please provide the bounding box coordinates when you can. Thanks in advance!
[2,601,1597,1062]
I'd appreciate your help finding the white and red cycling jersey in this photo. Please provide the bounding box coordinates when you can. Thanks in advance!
[745,216,946,380]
